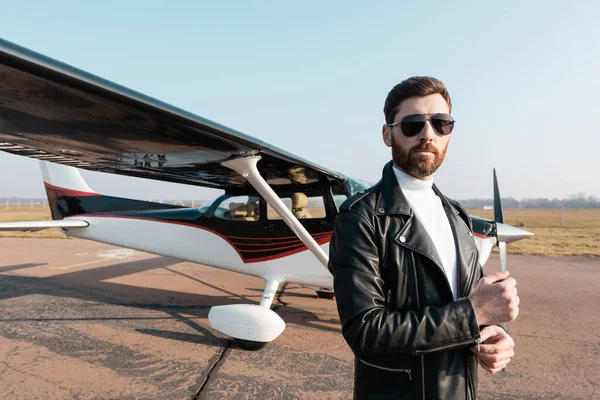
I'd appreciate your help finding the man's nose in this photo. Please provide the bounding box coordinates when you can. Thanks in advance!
[418,120,436,142]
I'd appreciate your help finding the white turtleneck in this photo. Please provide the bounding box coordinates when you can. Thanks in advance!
[393,166,458,299]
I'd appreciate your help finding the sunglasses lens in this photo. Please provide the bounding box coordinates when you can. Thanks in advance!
[431,114,454,135]
[400,115,426,137]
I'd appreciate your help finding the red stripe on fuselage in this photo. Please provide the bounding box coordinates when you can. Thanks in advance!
[73,214,331,263]
[246,235,332,263]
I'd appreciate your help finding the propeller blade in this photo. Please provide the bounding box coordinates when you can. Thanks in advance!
[493,168,504,224]
[498,241,508,272]
[498,239,511,340]
[498,240,510,339]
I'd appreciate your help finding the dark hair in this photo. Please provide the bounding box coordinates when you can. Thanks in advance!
[383,76,452,124]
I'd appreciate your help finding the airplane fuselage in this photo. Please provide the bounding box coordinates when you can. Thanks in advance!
[50,177,496,289]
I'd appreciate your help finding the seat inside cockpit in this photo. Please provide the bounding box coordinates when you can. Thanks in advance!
[228,201,259,221]
[291,193,311,219]
[245,202,259,221]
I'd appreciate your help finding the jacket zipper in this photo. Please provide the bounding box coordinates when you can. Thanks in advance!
[413,336,481,355]
[358,359,412,380]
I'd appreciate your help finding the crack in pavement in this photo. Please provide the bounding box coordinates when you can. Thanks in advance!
[192,282,290,399]
[192,339,234,400]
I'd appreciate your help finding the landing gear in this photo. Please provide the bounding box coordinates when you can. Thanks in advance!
[207,280,285,350]
[236,339,268,351]
[316,290,335,300]
[213,156,333,348]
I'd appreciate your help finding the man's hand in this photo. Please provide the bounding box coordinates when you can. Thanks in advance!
[468,271,519,325]
[471,325,515,374]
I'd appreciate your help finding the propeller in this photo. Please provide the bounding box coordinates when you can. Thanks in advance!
[493,169,508,272]
[492,169,533,272]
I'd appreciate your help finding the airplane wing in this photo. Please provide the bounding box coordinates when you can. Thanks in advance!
[0,38,347,190]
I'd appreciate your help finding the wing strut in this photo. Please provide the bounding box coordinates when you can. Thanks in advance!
[0,220,89,231]
[222,156,329,269]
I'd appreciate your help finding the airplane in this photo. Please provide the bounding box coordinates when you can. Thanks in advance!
[0,38,532,350]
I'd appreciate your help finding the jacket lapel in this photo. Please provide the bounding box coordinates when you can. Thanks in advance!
[434,185,478,298]
[376,161,445,272]
[396,214,445,272]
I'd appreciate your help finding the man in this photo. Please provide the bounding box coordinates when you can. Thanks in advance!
[328,76,519,399]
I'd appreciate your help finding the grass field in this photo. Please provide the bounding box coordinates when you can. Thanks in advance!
[0,205,598,256]
[467,208,600,257]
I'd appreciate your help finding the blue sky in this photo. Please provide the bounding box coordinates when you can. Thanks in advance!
[1,1,598,201]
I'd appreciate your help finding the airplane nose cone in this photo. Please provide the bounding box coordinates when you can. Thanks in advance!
[496,222,534,243]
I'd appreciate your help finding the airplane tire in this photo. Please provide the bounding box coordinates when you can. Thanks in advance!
[236,339,268,351]
[316,290,335,300]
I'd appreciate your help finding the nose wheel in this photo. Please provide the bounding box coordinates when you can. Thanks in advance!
[316,290,335,300]
[236,339,268,351]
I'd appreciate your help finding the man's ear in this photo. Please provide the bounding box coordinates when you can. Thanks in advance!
[382,124,392,147]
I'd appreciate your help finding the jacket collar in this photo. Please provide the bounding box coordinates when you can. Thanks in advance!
[376,160,460,217]
[376,161,412,216]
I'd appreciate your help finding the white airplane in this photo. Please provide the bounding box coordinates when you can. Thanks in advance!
[0,39,532,349]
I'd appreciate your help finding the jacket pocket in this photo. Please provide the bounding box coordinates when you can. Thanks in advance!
[358,358,412,381]
[355,357,417,399]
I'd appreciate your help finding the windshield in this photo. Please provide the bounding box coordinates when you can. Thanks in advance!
[343,177,372,197]
[198,198,219,213]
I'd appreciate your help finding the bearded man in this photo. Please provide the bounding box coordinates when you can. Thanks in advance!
[328,76,520,399]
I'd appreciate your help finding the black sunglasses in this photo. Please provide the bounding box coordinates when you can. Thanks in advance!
[387,113,455,137]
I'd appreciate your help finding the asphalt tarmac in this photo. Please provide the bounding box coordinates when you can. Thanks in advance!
[0,238,598,399]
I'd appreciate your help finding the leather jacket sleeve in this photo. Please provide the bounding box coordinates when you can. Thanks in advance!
[328,210,481,359]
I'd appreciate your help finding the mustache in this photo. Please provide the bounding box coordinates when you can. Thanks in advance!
[411,143,438,154]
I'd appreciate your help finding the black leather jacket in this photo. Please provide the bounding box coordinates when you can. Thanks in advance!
[329,161,484,399]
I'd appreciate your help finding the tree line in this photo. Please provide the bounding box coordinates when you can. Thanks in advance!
[458,193,600,209]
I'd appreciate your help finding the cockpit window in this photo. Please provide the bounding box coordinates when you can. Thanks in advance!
[214,195,260,221]
[267,193,326,220]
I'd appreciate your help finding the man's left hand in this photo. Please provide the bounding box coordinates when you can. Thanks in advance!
[470,325,515,374]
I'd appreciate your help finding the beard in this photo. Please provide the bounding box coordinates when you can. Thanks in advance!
[391,136,448,178]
